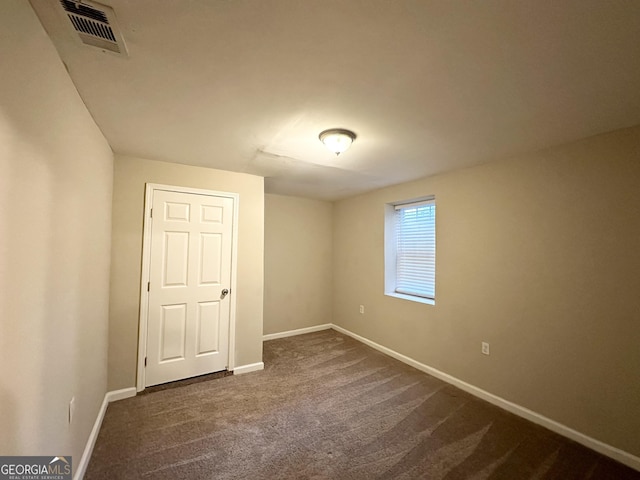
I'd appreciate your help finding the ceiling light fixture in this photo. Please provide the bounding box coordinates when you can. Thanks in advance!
[319,128,357,156]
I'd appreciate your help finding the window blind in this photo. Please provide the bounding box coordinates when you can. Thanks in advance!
[395,199,436,299]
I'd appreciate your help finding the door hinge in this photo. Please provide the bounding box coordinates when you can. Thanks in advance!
[144,357,147,367]
[147,282,150,292]
[150,208,153,218]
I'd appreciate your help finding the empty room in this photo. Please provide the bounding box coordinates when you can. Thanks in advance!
[1,0,639,479]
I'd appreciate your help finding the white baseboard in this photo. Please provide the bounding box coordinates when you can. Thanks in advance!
[74,388,137,480]
[263,324,332,341]
[105,387,137,403]
[331,324,640,472]
[75,328,639,476]
[233,362,264,375]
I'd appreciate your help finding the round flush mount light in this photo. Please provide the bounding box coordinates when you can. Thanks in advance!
[319,128,357,156]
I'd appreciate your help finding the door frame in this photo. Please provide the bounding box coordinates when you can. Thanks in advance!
[136,183,239,392]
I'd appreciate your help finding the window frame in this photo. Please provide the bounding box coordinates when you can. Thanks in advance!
[384,196,436,305]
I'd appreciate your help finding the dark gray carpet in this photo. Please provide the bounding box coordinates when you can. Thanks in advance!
[86,330,639,479]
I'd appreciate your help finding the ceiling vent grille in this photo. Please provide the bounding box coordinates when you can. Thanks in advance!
[59,0,128,56]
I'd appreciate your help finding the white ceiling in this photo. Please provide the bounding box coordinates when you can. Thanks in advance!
[30,0,640,200]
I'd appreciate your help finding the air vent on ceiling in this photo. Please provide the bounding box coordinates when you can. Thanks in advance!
[60,0,128,56]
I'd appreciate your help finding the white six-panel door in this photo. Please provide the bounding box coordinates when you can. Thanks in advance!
[145,189,234,387]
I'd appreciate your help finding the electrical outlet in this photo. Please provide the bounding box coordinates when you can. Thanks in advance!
[481,342,490,355]
[69,397,75,424]
[359,305,365,314]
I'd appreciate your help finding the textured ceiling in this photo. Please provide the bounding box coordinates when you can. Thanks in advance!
[30,0,640,200]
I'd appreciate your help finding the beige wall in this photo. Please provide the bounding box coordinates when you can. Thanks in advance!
[333,126,640,457]
[109,155,264,390]
[0,1,113,461]
[264,194,333,334]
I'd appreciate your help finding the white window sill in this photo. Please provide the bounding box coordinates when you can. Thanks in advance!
[385,291,435,306]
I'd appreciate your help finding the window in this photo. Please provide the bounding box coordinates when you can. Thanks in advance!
[385,197,436,304]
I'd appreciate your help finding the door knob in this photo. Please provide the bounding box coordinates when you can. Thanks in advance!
[221,288,229,299]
